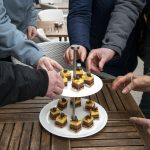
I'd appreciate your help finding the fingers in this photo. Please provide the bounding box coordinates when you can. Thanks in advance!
[130,117,150,128]
[98,57,107,72]
[64,48,73,64]
[112,73,134,91]
[78,48,86,62]
[51,60,63,71]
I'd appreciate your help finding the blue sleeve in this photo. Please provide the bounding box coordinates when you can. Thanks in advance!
[26,2,37,27]
[67,0,92,50]
[0,0,43,66]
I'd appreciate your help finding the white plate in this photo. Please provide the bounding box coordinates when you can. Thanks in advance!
[39,98,108,138]
[61,72,103,97]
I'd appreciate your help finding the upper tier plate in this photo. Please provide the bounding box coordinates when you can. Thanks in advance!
[61,71,103,97]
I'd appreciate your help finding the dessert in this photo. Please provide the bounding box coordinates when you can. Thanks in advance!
[60,69,71,81]
[70,97,81,107]
[57,98,68,110]
[85,100,95,110]
[90,107,99,119]
[82,115,94,128]
[50,107,60,120]
[70,116,82,132]
[63,76,68,86]
[82,72,94,86]
[75,63,84,78]
[72,76,84,90]
[55,113,67,128]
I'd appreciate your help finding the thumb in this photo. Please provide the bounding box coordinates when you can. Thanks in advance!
[80,50,86,62]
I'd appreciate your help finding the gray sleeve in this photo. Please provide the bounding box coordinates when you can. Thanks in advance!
[26,3,37,27]
[101,0,146,56]
[0,1,43,66]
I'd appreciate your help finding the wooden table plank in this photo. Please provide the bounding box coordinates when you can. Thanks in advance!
[19,122,33,150]
[0,123,4,139]
[72,146,145,150]
[51,135,70,150]
[40,128,51,150]
[8,122,23,150]
[71,139,144,147]
[0,123,14,150]
[30,122,41,150]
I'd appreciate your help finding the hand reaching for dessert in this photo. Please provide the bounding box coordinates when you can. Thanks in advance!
[86,48,115,73]
[112,73,150,94]
[36,56,63,72]
[64,45,87,64]
[46,70,64,98]
[27,26,37,40]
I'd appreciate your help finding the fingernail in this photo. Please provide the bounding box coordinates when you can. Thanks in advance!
[122,89,127,94]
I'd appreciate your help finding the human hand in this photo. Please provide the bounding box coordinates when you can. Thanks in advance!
[64,45,87,64]
[37,56,63,71]
[86,48,115,73]
[27,26,37,40]
[130,117,150,135]
[46,70,64,98]
[112,73,150,94]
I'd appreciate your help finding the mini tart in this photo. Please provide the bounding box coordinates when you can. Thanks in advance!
[90,107,99,119]
[60,69,71,81]
[55,113,67,128]
[70,97,81,107]
[82,115,94,128]
[63,76,68,86]
[82,72,94,86]
[85,100,95,110]
[70,116,82,132]
[72,76,84,91]
[50,107,60,120]
[57,98,68,110]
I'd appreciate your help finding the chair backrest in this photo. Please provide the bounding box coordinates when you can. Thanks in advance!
[11,42,72,70]
[38,9,64,22]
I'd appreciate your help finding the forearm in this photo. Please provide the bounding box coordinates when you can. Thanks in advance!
[0,1,43,66]
[0,61,48,106]
[67,0,92,50]
[102,0,146,55]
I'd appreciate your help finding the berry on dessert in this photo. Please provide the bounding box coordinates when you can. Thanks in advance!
[50,107,60,120]
[70,116,82,132]
[85,100,95,110]
[90,107,99,119]
[82,72,94,86]
[55,113,67,128]
[72,76,84,90]
[82,115,94,128]
[57,98,68,110]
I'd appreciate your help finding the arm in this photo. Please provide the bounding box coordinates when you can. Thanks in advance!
[0,61,48,106]
[67,0,92,50]
[102,0,146,55]
[0,0,43,66]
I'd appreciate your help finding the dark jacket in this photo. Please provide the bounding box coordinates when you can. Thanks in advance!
[0,61,48,106]
[68,0,146,75]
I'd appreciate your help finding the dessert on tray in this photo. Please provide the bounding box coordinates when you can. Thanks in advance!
[57,98,68,110]
[50,107,60,120]
[75,63,84,78]
[90,107,99,119]
[82,115,94,128]
[63,76,68,86]
[82,72,94,86]
[60,69,71,81]
[70,97,81,107]
[85,100,95,110]
[70,116,82,132]
[55,113,67,128]
[72,76,84,90]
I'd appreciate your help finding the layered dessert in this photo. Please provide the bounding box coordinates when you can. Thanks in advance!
[90,107,99,119]
[63,76,68,86]
[82,115,94,128]
[82,72,94,86]
[70,97,81,107]
[50,107,60,120]
[75,63,84,78]
[72,76,84,90]
[60,69,71,81]
[85,100,95,110]
[70,116,82,132]
[55,113,67,128]
[57,98,68,110]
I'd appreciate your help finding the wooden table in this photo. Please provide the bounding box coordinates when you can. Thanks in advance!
[0,80,149,150]
[37,21,68,41]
